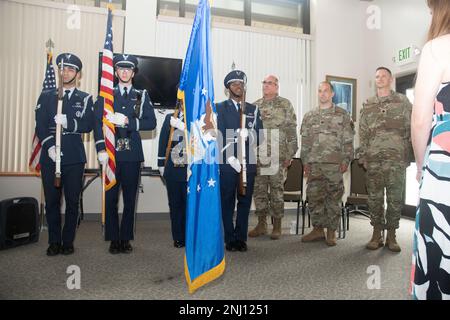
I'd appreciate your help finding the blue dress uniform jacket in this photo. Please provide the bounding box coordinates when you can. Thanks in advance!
[216,99,263,171]
[157,113,187,182]
[157,113,187,244]
[93,86,156,242]
[216,99,263,247]
[35,87,94,248]
[93,87,157,161]
[36,88,94,165]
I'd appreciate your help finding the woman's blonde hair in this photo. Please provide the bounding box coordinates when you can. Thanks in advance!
[427,0,450,40]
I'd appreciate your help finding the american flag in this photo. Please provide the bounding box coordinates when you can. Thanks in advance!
[29,51,56,172]
[99,6,116,190]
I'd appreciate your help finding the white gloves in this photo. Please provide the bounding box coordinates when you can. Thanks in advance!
[203,131,216,142]
[97,151,108,167]
[54,114,68,129]
[48,146,56,162]
[106,112,128,127]
[158,167,165,176]
[227,156,241,173]
[237,128,249,140]
[170,117,185,131]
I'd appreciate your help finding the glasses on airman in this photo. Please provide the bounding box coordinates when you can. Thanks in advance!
[117,67,134,72]
[262,81,277,85]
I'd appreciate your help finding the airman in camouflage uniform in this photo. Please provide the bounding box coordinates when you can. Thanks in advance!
[301,81,354,246]
[358,67,412,252]
[249,75,298,240]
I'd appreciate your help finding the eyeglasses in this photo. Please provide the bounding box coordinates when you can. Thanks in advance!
[117,67,133,72]
[262,81,277,85]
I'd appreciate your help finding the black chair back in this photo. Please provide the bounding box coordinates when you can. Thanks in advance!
[284,158,303,192]
[350,159,367,195]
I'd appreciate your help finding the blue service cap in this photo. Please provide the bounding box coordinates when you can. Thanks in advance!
[224,70,247,88]
[113,54,138,70]
[56,53,82,71]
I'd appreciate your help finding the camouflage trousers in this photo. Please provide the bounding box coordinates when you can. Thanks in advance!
[366,161,406,230]
[307,163,343,230]
[254,164,288,219]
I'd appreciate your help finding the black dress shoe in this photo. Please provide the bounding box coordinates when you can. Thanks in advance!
[46,243,61,256]
[120,240,133,253]
[174,241,185,248]
[61,244,74,255]
[225,242,237,252]
[109,241,121,254]
[236,240,247,252]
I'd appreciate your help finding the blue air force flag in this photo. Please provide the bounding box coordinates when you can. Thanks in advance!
[178,0,225,294]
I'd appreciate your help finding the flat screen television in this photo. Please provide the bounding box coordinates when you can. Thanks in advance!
[98,53,182,109]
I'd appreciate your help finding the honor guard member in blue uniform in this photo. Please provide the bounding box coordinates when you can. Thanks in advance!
[35,53,94,256]
[94,54,156,254]
[157,109,187,248]
[216,70,263,252]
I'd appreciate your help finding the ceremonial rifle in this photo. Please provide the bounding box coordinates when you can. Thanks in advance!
[238,80,247,196]
[54,59,64,187]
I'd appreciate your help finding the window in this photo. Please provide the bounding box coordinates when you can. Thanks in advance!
[252,0,302,30]
[157,0,310,34]
[48,0,127,10]
[158,0,180,17]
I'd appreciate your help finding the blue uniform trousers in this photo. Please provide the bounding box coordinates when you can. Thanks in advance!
[165,179,187,244]
[41,163,84,245]
[105,161,141,241]
[220,171,255,244]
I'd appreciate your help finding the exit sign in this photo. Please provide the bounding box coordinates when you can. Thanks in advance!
[395,46,419,66]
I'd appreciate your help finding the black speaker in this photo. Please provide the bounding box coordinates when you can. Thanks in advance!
[0,197,40,250]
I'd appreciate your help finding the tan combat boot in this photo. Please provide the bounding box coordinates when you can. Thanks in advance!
[301,227,325,242]
[385,229,401,252]
[270,218,282,240]
[326,228,337,246]
[248,216,267,237]
[366,226,384,250]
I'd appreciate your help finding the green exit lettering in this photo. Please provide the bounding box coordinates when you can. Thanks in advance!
[399,47,411,62]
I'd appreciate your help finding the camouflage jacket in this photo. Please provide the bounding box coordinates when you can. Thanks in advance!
[358,91,412,164]
[253,95,298,163]
[301,105,354,165]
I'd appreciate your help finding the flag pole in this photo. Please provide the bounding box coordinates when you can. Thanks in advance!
[102,163,106,235]
[101,77,106,234]
[100,2,115,236]
[39,180,46,231]
[39,38,54,232]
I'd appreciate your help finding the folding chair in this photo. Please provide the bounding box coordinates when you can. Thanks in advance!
[283,158,305,235]
[344,159,370,231]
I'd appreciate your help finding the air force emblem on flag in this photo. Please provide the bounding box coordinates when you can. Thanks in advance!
[188,100,217,180]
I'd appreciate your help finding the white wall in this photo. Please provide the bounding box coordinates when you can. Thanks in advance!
[311,0,365,127]
[124,0,157,56]
[312,0,430,134]
[361,0,430,102]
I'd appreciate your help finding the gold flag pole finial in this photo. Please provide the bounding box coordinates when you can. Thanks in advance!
[231,61,236,71]
[107,0,114,11]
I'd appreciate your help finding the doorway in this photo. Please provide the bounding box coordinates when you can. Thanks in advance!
[396,72,417,219]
